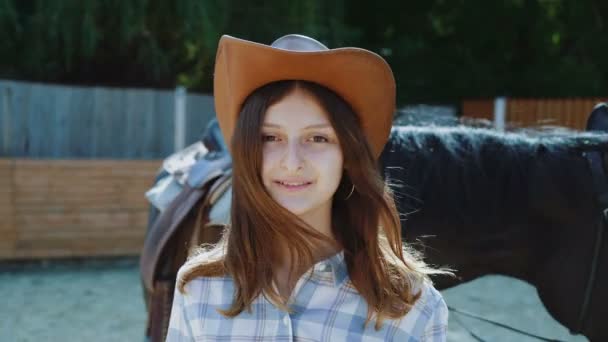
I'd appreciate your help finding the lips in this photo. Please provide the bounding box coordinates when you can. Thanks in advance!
[274,180,313,191]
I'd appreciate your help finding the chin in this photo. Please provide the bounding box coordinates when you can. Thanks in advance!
[279,203,314,216]
[273,198,317,216]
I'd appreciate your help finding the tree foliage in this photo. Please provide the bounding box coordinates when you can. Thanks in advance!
[0,0,606,103]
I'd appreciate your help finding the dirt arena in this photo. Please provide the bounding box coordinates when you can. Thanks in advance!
[0,258,588,342]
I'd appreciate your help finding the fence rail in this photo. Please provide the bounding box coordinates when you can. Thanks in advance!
[0,158,160,259]
[0,80,216,159]
[462,97,607,130]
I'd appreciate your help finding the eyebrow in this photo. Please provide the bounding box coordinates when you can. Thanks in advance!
[262,123,331,129]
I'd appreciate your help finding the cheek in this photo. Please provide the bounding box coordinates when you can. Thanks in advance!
[316,149,343,183]
[261,147,280,178]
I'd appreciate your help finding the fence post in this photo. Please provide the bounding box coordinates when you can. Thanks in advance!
[494,96,507,131]
[174,86,187,151]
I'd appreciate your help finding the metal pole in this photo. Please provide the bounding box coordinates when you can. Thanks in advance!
[174,86,187,151]
[494,96,506,131]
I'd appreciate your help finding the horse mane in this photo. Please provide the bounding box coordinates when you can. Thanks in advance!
[381,125,608,226]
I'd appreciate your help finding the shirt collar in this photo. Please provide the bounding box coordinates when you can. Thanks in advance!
[311,250,348,287]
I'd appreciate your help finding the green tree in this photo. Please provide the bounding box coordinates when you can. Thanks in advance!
[0,0,606,104]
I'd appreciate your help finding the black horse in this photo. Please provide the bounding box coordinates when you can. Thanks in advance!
[141,104,608,341]
[380,103,608,341]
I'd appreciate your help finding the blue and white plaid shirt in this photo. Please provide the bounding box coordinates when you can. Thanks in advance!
[166,251,448,341]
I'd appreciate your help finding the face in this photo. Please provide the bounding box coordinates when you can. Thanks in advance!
[261,88,344,219]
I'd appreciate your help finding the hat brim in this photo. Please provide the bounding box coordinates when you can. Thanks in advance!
[213,35,395,158]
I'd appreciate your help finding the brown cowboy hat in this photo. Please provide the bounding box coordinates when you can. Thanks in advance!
[213,34,396,158]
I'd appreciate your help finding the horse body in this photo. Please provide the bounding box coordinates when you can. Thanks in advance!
[379,122,608,340]
[141,105,608,341]
[381,126,541,288]
[530,146,605,339]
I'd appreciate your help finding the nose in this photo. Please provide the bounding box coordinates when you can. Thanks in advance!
[280,140,304,172]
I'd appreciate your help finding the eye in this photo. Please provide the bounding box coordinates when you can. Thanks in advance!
[310,135,329,143]
[262,134,279,142]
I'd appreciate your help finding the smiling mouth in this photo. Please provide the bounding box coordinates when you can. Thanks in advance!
[274,180,313,191]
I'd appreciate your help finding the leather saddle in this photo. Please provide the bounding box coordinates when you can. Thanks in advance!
[140,120,233,341]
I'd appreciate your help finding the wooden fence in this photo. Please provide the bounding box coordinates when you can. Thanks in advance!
[2,84,605,260]
[0,158,160,260]
[462,97,607,130]
[0,80,216,159]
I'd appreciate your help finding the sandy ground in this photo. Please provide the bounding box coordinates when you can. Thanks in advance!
[0,258,589,342]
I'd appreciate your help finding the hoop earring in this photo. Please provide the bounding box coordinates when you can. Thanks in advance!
[344,184,355,200]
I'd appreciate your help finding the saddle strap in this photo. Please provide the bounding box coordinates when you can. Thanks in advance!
[146,173,232,342]
[146,279,174,342]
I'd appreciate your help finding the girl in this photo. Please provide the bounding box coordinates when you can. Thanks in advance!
[166,34,452,341]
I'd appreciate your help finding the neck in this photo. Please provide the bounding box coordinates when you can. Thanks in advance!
[276,204,341,274]
[302,204,333,235]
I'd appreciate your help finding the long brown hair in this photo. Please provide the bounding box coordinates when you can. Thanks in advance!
[178,80,452,329]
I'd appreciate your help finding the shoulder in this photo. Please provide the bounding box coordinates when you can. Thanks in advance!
[391,280,447,339]
[176,272,235,312]
[407,280,448,339]
[176,253,234,306]
[413,279,446,314]
[168,265,234,340]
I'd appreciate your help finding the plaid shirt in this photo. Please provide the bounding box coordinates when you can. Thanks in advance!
[166,251,447,341]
